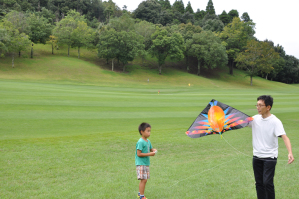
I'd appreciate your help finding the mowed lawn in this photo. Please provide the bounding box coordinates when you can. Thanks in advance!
[0,79,298,199]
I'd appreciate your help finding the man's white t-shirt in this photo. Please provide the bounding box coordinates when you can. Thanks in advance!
[248,114,286,158]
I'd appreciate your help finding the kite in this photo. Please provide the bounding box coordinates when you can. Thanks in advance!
[186,99,253,138]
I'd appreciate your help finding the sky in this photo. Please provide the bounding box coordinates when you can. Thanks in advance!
[112,0,299,59]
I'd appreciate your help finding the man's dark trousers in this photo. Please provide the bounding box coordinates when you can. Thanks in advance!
[253,156,277,199]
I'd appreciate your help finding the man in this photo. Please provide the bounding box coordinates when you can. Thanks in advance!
[249,95,294,199]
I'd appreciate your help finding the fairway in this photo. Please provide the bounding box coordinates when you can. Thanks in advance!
[0,79,298,198]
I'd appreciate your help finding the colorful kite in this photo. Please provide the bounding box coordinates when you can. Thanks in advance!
[186,99,253,138]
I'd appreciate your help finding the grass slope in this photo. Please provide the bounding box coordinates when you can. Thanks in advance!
[0,45,298,198]
[0,44,294,90]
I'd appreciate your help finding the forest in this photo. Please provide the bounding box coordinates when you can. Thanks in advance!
[0,0,298,84]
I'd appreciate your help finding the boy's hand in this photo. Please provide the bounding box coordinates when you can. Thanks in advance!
[151,149,157,156]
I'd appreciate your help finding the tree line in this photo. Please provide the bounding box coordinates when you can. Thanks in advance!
[0,0,298,85]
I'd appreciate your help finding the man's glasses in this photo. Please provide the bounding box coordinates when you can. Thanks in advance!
[255,105,266,108]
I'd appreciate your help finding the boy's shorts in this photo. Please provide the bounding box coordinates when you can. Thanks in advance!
[136,165,150,180]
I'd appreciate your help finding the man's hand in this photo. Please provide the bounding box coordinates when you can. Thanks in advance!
[288,154,294,164]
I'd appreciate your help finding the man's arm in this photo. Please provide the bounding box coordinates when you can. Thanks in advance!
[281,134,294,164]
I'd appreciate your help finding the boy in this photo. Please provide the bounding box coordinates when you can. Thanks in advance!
[135,123,157,199]
[249,95,294,199]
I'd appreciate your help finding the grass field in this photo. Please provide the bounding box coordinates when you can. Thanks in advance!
[0,45,298,198]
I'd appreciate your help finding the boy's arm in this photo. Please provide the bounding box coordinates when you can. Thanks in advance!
[281,134,294,164]
[137,149,156,157]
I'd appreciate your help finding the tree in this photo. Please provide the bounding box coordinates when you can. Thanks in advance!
[98,28,119,70]
[218,17,255,75]
[201,14,224,32]
[71,21,95,59]
[172,0,184,14]
[194,9,206,20]
[271,54,299,84]
[134,0,162,24]
[53,15,76,57]
[117,31,145,72]
[27,13,52,44]
[236,40,280,86]
[104,4,113,22]
[87,0,105,22]
[228,9,239,22]
[281,56,299,83]
[181,11,195,24]
[0,25,9,57]
[259,40,284,80]
[47,35,58,55]
[3,10,30,57]
[219,10,230,25]
[158,9,173,25]
[29,0,48,12]
[98,29,145,72]
[178,22,202,72]
[0,21,31,67]
[53,10,85,57]
[164,0,171,10]
[188,31,227,75]
[149,27,185,74]
[103,0,122,22]
[18,0,33,12]
[158,0,171,10]
[135,20,156,64]
[4,11,30,35]
[122,5,128,13]
[185,1,194,14]
[108,13,135,32]
[206,0,215,15]
[38,7,56,25]
[241,12,251,22]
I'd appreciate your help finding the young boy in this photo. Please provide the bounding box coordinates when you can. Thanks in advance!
[135,123,157,199]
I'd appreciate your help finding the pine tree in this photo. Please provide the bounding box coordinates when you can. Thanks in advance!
[241,12,251,22]
[172,0,185,14]
[159,0,171,10]
[185,1,194,14]
[206,0,215,15]
[164,0,171,10]
[228,9,239,22]
[194,9,206,20]
[219,10,230,25]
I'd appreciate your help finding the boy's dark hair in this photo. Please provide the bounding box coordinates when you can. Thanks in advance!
[138,122,151,135]
[257,95,273,110]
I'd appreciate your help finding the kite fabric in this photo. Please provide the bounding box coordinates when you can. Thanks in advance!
[186,99,253,138]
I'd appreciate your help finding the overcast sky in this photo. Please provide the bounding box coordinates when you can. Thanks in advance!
[112,0,299,59]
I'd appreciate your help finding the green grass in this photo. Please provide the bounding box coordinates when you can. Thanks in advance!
[0,44,292,90]
[0,45,298,198]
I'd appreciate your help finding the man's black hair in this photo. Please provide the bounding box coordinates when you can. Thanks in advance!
[138,122,151,135]
[257,95,273,110]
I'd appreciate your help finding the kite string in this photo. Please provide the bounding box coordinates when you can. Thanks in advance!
[169,157,238,188]
[222,135,254,180]
[222,135,252,157]
[169,136,252,188]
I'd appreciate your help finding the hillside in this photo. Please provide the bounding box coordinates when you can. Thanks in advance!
[0,44,296,91]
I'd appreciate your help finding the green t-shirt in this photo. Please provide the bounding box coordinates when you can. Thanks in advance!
[135,138,152,166]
